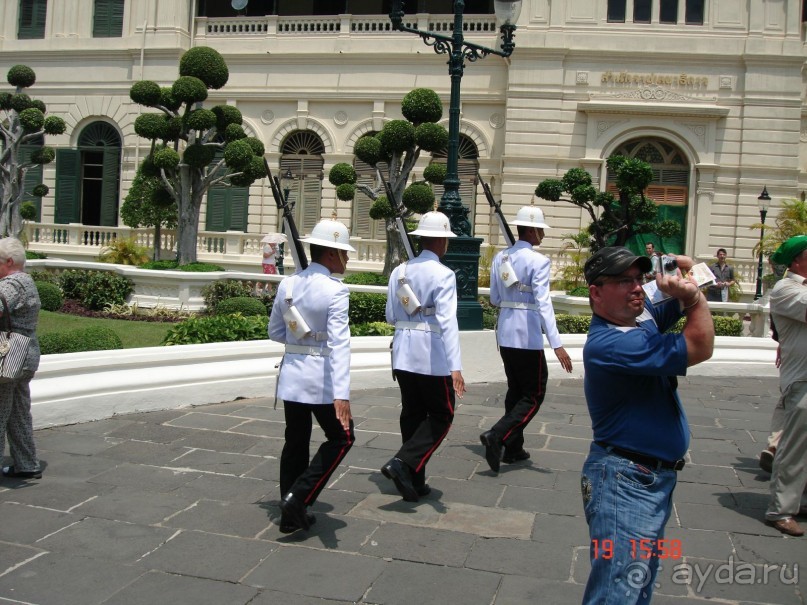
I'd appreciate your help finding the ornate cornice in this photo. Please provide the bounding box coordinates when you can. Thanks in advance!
[579,84,729,119]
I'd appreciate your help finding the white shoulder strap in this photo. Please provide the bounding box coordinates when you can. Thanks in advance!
[285,276,296,304]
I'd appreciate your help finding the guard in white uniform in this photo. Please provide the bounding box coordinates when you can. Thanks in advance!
[381,211,466,502]
[268,217,356,533]
[480,204,573,473]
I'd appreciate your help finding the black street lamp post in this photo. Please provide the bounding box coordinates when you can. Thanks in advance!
[277,168,294,276]
[389,0,522,329]
[754,185,770,300]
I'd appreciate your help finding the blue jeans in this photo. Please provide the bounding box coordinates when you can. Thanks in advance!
[580,442,677,605]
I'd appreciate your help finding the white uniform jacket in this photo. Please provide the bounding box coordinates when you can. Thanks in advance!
[268,262,351,404]
[386,250,462,376]
[490,240,563,351]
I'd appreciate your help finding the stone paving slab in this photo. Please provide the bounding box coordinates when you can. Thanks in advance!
[1,375,804,605]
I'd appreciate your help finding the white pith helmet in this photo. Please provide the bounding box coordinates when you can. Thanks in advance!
[301,218,356,251]
[410,210,457,238]
[510,200,550,229]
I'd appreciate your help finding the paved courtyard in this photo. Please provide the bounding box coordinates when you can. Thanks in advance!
[1,375,804,605]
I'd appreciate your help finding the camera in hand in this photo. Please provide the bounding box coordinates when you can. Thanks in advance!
[662,255,678,276]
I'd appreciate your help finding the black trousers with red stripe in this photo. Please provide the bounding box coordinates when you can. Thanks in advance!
[280,401,354,506]
[491,346,548,456]
[393,370,455,487]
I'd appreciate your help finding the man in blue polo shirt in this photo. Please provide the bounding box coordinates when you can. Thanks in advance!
[580,246,714,605]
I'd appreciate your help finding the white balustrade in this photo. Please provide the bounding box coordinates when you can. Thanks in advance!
[197,14,496,38]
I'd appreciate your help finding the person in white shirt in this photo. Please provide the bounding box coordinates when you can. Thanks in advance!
[480,204,572,473]
[268,217,355,533]
[262,243,278,274]
[381,210,466,502]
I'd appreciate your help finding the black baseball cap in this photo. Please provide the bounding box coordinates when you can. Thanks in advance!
[584,246,652,285]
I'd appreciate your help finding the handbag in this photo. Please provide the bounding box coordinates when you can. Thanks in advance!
[0,294,31,383]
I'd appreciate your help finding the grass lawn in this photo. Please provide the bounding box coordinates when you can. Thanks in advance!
[37,311,175,349]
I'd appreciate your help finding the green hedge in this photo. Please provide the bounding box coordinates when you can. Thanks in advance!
[556,314,592,334]
[351,321,394,336]
[39,326,123,354]
[139,260,179,270]
[215,296,267,317]
[349,292,387,325]
[343,272,388,286]
[201,279,253,313]
[554,313,742,336]
[566,286,590,297]
[57,270,133,310]
[668,315,742,336]
[163,314,268,345]
[479,297,498,330]
[35,281,63,312]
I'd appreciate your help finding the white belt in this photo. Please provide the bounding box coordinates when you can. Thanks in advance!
[500,301,538,311]
[395,321,442,335]
[285,344,332,356]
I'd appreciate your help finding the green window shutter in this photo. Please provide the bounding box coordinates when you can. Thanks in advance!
[205,187,228,232]
[352,159,380,239]
[228,186,249,231]
[280,156,323,235]
[352,185,373,238]
[20,145,43,221]
[93,0,124,38]
[55,149,81,224]
[99,148,120,226]
[18,0,47,39]
[301,177,322,235]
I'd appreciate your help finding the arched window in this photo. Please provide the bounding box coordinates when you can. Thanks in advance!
[280,130,325,235]
[55,122,121,226]
[607,137,690,254]
[431,134,480,230]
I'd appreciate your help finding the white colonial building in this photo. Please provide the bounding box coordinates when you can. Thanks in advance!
[2,0,805,286]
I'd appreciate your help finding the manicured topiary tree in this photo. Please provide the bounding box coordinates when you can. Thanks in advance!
[120,168,178,261]
[534,155,679,251]
[0,65,66,238]
[328,88,449,275]
[128,47,266,264]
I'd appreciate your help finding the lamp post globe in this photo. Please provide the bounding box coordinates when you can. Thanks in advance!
[754,185,771,300]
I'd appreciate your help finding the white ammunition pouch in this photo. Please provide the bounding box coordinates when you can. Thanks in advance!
[395,262,437,317]
[282,277,313,339]
[499,254,519,288]
[397,281,422,316]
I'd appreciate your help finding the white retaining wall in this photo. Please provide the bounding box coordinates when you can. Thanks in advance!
[31,332,778,429]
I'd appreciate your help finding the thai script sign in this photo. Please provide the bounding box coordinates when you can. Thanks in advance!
[602,71,708,88]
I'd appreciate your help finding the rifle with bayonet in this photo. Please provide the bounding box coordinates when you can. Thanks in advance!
[478,172,515,248]
[379,172,416,261]
[264,159,308,272]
